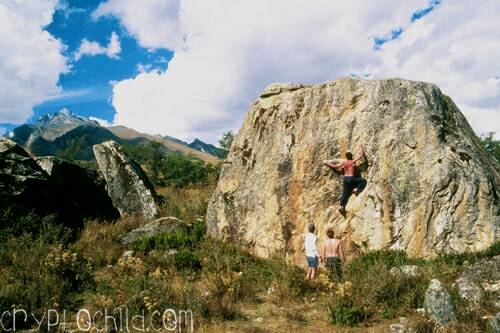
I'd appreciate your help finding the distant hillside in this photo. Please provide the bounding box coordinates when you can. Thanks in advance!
[10,109,219,163]
[188,138,227,158]
[107,126,219,162]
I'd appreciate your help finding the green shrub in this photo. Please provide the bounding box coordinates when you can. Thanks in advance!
[0,236,94,330]
[327,297,367,327]
[123,142,220,187]
[348,249,412,271]
[481,241,500,257]
[373,275,426,319]
[175,249,201,270]
[133,222,206,253]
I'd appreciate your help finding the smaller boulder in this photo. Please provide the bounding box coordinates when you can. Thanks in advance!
[389,317,416,333]
[389,265,422,278]
[424,279,456,326]
[93,140,162,220]
[488,313,500,333]
[121,250,135,258]
[121,217,186,245]
[453,255,500,306]
[453,276,483,305]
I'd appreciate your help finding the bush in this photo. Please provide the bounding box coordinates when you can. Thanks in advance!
[124,142,220,187]
[175,249,201,270]
[327,297,367,327]
[340,250,429,322]
[133,222,206,253]
[0,235,94,330]
[348,249,413,271]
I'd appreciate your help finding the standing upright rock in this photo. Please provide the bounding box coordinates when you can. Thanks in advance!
[206,78,499,264]
[93,141,161,220]
[424,279,456,326]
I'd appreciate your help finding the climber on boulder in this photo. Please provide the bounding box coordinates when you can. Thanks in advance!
[323,145,367,216]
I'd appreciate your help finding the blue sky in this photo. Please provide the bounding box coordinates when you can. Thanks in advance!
[1,0,498,142]
[0,0,172,132]
[36,0,172,122]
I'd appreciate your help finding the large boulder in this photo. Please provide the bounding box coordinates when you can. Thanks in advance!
[35,156,119,221]
[206,78,499,264]
[93,140,162,220]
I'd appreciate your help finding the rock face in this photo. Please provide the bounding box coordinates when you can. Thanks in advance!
[424,279,456,325]
[206,78,499,264]
[35,156,119,221]
[93,140,162,220]
[121,217,186,244]
[0,138,51,212]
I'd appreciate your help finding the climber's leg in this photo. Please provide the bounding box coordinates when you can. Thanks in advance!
[339,177,353,214]
[352,177,367,196]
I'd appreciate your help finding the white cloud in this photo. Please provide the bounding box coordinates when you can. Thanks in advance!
[96,0,500,143]
[0,0,67,124]
[136,63,152,73]
[0,127,5,137]
[95,0,425,143]
[74,31,121,61]
[43,88,91,101]
[89,116,112,127]
[93,0,183,50]
[371,0,500,138]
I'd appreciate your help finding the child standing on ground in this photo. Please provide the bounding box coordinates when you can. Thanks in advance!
[305,223,320,280]
[322,228,344,282]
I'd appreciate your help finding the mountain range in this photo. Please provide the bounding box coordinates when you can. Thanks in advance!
[7,109,221,162]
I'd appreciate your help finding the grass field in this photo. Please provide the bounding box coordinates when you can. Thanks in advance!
[0,184,498,332]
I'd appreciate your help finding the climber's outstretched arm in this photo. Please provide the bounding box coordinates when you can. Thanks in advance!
[353,145,365,164]
[323,160,342,169]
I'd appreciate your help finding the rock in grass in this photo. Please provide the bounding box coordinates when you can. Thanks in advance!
[453,255,500,306]
[93,140,162,220]
[389,265,422,278]
[121,217,186,245]
[389,317,416,333]
[488,313,500,333]
[424,279,456,325]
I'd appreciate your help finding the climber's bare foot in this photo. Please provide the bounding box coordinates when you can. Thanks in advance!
[338,207,346,217]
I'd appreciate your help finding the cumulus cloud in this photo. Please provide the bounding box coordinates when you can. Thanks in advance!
[89,116,112,127]
[95,0,499,143]
[95,0,423,142]
[93,0,183,50]
[0,0,67,124]
[371,0,500,137]
[74,31,121,61]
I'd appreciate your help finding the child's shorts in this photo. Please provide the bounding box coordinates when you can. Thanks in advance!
[306,256,318,268]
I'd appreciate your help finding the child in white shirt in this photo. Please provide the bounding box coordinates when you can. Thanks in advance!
[305,223,320,280]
